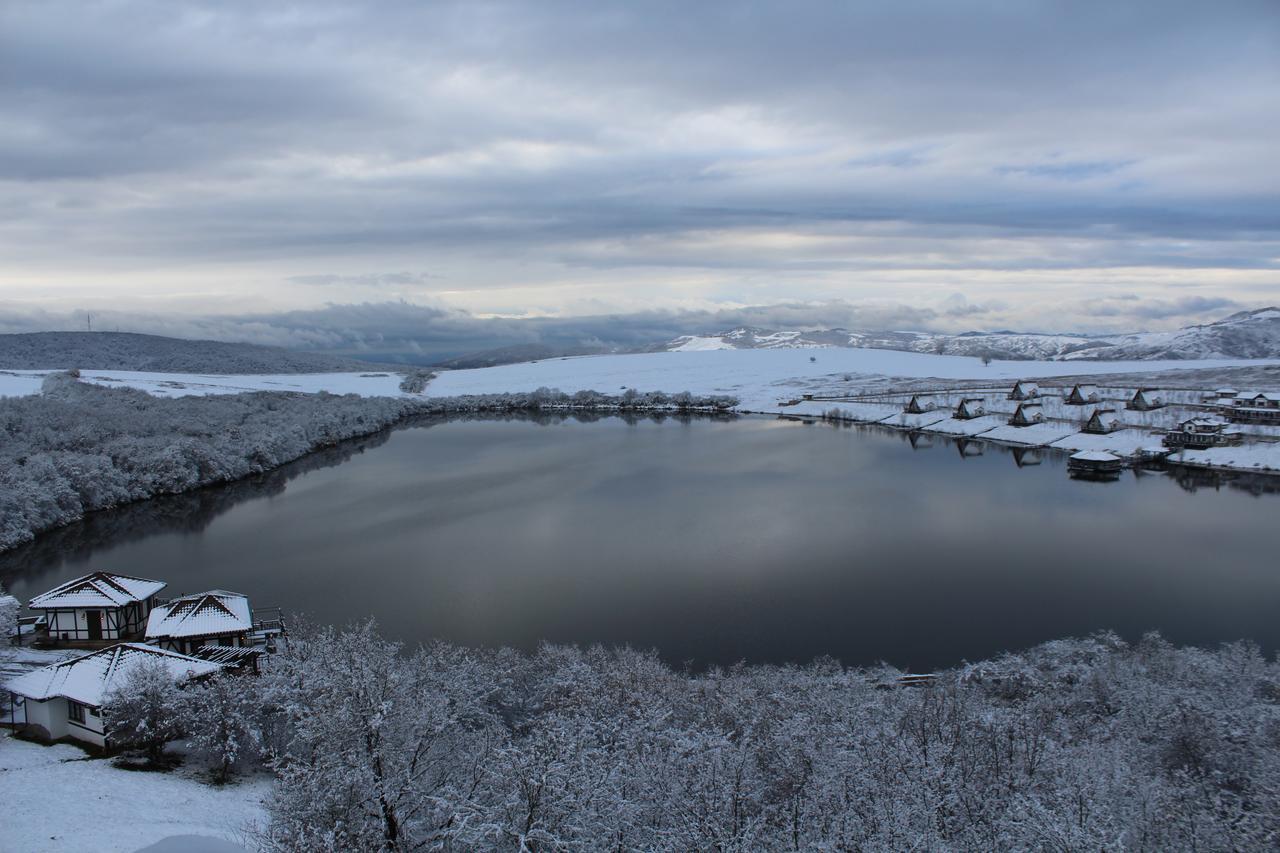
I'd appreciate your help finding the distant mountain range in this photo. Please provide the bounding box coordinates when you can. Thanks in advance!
[664,307,1280,362]
[4,309,1278,375]
[0,332,384,373]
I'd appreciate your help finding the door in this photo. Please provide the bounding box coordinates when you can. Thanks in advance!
[85,610,102,641]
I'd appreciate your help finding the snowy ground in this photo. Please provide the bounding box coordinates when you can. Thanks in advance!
[4,349,1278,473]
[0,734,268,852]
[0,368,408,399]
[422,348,1279,411]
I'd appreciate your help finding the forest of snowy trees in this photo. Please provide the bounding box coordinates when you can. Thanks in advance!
[0,374,737,551]
[90,622,1280,851]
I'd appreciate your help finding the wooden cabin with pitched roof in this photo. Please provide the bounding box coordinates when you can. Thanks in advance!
[1009,402,1045,427]
[27,572,167,649]
[1127,388,1167,411]
[903,394,932,414]
[1083,408,1122,434]
[1007,381,1040,401]
[1065,384,1101,405]
[954,398,986,420]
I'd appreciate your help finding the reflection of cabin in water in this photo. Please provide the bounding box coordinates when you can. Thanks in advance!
[907,431,934,450]
[1228,391,1280,425]
[1127,388,1166,411]
[27,573,167,649]
[956,438,984,458]
[954,398,986,419]
[1009,402,1045,427]
[1065,384,1101,405]
[903,394,933,414]
[1083,408,1121,434]
[1007,381,1040,401]
[1012,447,1043,467]
[1163,418,1243,449]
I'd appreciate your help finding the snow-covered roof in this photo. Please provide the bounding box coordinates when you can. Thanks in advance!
[1070,451,1120,462]
[1234,391,1280,402]
[28,572,167,610]
[145,590,252,640]
[1089,409,1120,426]
[5,643,221,707]
[1069,384,1099,396]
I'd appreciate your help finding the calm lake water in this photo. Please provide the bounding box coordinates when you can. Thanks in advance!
[4,415,1279,670]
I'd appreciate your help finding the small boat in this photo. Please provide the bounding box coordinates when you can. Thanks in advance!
[1068,450,1124,480]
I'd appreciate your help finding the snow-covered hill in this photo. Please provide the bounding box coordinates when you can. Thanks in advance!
[663,308,1280,362]
[0,332,383,373]
[1078,308,1280,360]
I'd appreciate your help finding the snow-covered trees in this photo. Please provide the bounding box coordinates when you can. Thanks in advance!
[0,583,17,641]
[102,658,188,764]
[184,672,261,784]
[0,375,738,552]
[243,629,1280,851]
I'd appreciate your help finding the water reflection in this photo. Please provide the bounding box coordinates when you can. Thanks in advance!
[3,415,1278,670]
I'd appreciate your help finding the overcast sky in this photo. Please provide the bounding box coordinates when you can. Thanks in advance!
[1,0,1277,340]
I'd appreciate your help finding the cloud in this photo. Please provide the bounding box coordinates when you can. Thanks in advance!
[0,1,1277,318]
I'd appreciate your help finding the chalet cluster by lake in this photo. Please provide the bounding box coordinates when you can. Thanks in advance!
[4,572,283,749]
[795,380,1280,479]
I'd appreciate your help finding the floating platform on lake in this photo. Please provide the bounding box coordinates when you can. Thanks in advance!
[1068,450,1125,480]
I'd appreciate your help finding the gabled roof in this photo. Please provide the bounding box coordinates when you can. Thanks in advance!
[146,590,253,640]
[1069,384,1100,396]
[1235,391,1280,402]
[4,643,220,707]
[1088,409,1120,426]
[28,572,167,610]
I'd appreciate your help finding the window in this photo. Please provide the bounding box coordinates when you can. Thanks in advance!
[68,701,86,724]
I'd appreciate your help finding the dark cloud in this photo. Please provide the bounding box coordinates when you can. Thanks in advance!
[0,0,1277,313]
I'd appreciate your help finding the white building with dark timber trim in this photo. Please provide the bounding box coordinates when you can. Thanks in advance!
[4,643,221,748]
[28,572,167,648]
[145,590,254,655]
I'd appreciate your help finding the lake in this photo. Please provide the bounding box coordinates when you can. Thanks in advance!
[3,414,1278,670]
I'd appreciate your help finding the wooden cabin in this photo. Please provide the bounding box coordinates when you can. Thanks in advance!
[903,394,932,414]
[954,398,986,420]
[1228,391,1280,425]
[28,573,166,648]
[1127,388,1166,411]
[1009,402,1045,427]
[1065,384,1101,405]
[1007,381,1040,401]
[4,644,221,749]
[145,590,255,655]
[1083,408,1122,434]
[1163,418,1244,449]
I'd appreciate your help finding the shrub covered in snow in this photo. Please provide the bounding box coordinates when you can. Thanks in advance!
[247,626,1280,851]
[0,582,17,641]
[102,658,189,764]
